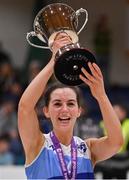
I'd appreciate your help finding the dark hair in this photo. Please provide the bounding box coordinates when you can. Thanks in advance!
[43,82,83,107]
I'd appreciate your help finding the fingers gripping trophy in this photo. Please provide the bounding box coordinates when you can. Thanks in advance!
[26,3,96,86]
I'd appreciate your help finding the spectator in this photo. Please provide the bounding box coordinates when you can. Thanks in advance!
[74,104,100,139]
[0,133,14,165]
[27,60,42,83]
[0,61,15,102]
[9,130,25,165]
[96,102,129,179]
[93,14,112,86]
[0,100,17,136]
[22,60,42,88]
[75,117,100,139]
[4,80,23,109]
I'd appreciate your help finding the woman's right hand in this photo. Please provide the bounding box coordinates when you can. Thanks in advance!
[51,32,72,58]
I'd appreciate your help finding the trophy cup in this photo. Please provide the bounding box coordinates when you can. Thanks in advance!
[26,3,96,86]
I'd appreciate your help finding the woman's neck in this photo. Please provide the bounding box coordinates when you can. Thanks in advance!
[53,129,73,146]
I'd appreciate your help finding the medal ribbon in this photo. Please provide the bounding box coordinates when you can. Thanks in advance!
[50,131,77,179]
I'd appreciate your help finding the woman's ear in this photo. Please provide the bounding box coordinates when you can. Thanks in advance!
[77,107,82,118]
[43,106,50,118]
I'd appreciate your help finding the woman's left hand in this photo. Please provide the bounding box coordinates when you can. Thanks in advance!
[79,62,106,101]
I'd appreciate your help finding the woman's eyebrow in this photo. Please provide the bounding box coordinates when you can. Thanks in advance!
[68,99,77,102]
[51,99,77,103]
[52,99,61,103]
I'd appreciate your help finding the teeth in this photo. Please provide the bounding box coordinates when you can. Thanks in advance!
[59,117,70,121]
[60,118,69,119]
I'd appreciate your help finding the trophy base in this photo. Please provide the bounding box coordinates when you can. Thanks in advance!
[54,48,96,86]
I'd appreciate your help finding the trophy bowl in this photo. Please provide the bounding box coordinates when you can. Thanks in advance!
[26,3,96,86]
[33,3,79,47]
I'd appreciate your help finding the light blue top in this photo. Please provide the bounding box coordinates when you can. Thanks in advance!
[25,133,94,179]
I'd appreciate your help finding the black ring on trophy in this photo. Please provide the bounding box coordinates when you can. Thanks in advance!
[26,3,96,86]
[54,44,96,86]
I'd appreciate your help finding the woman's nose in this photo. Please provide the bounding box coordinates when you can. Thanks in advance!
[61,104,69,111]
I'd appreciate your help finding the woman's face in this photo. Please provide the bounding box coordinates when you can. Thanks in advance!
[43,88,81,132]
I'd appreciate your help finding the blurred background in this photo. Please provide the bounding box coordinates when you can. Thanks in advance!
[0,0,129,179]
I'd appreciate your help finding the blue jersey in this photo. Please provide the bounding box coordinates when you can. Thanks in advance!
[25,133,94,179]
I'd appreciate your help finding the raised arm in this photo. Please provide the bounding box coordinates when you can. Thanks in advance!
[18,56,55,163]
[18,33,72,164]
[79,62,124,165]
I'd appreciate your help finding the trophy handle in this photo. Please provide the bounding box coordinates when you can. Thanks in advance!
[76,8,88,35]
[26,31,50,49]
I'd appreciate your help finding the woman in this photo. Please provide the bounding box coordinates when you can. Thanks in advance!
[18,33,123,179]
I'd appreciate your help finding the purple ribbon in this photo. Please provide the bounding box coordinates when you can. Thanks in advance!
[50,131,77,179]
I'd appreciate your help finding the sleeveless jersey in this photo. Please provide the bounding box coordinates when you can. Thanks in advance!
[25,133,94,179]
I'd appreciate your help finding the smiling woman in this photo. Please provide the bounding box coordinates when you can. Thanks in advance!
[43,84,82,141]
[18,32,123,179]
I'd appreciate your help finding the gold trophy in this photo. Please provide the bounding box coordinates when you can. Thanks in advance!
[26,3,96,86]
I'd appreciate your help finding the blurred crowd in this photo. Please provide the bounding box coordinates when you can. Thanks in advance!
[0,14,129,179]
[0,40,54,166]
[0,42,23,165]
